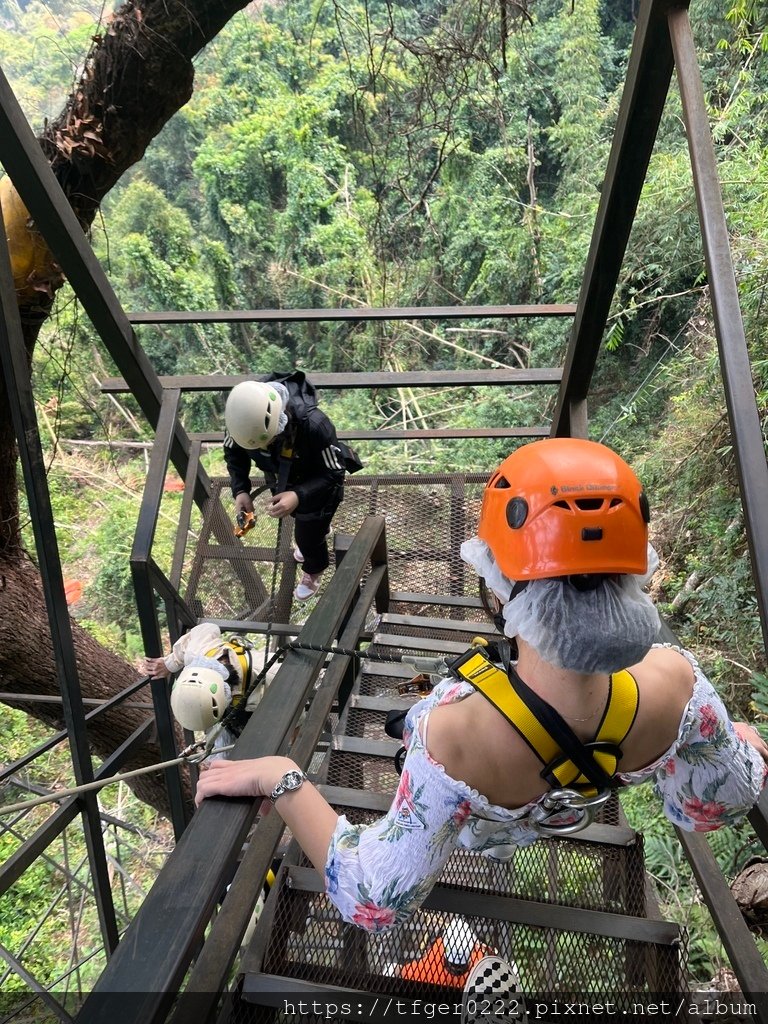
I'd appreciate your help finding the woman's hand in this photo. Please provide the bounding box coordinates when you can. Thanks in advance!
[143,657,170,679]
[194,756,298,806]
[733,721,768,763]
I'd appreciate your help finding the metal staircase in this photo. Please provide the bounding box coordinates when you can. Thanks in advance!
[164,476,690,1022]
[1,0,768,1020]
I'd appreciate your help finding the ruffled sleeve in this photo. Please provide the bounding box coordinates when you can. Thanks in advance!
[652,652,767,832]
[323,729,475,932]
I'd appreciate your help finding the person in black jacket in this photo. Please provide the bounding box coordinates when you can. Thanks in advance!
[224,376,345,600]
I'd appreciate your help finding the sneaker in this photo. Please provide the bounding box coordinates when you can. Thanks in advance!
[293,547,304,563]
[462,955,527,1024]
[294,572,321,601]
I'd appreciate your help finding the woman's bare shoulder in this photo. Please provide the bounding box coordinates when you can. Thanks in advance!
[629,645,696,701]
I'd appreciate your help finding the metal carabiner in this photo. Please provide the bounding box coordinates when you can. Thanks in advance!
[180,739,209,763]
[528,787,612,837]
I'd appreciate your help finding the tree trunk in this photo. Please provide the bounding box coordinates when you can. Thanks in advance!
[0,0,252,818]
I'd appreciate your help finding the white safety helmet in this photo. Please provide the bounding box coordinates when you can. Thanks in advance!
[443,919,478,966]
[224,381,284,450]
[170,666,232,732]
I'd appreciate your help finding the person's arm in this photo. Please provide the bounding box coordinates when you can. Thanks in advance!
[653,667,768,832]
[195,737,467,932]
[223,431,253,499]
[194,755,338,872]
[162,622,223,675]
[291,410,345,509]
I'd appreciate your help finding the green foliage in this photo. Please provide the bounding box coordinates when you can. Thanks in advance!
[4,0,768,992]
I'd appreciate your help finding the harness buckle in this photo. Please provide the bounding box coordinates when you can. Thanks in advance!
[528,787,612,836]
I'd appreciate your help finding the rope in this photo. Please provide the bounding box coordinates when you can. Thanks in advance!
[0,744,235,817]
[285,640,451,673]
[285,640,397,662]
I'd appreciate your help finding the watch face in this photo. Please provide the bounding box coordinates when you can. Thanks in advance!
[271,769,307,801]
[283,770,304,791]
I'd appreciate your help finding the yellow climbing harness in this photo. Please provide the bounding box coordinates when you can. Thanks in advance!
[205,636,255,692]
[450,647,639,798]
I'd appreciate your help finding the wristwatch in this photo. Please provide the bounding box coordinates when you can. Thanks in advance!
[269,769,308,803]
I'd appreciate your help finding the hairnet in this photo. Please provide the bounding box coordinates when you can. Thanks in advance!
[186,654,229,679]
[460,537,660,673]
[271,381,290,436]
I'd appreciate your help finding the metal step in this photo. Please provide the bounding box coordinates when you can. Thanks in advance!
[238,863,686,1013]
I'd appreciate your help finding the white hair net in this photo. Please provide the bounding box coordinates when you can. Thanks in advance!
[270,381,290,436]
[460,537,661,673]
[186,654,229,679]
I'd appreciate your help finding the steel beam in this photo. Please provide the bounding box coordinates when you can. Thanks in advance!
[677,830,768,1021]
[127,304,576,324]
[101,368,561,392]
[551,0,685,436]
[0,204,119,952]
[668,7,768,651]
[189,426,549,441]
[284,866,682,945]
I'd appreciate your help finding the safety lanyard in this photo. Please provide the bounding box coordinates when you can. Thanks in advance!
[275,424,297,494]
[449,649,639,797]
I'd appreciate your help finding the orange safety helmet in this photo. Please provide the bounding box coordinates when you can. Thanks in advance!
[478,438,650,581]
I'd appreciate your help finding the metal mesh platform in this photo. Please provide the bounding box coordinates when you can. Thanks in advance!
[180,474,486,624]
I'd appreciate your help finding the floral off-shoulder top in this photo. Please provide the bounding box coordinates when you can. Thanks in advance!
[324,645,767,932]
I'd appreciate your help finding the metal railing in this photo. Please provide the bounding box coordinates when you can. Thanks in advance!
[77,515,390,1024]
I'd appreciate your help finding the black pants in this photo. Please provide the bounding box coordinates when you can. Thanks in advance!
[294,512,335,574]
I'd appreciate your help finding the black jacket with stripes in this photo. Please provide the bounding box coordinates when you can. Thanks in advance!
[224,406,345,517]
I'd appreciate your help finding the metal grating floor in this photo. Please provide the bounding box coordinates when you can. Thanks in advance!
[180,474,486,624]
[219,627,686,1024]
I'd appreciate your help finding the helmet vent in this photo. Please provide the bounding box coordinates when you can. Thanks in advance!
[506,496,528,529]
[640,491,651,523]
[553,500,570,510]
[493,474,511,489]
[574,498,604,511]
[609,497,623,508]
